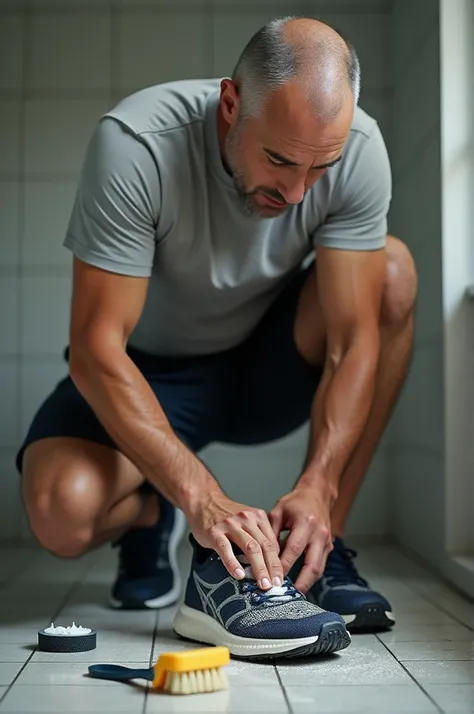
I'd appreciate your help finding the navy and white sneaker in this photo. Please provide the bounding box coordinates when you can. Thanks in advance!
[308,537,395,631]
[110,495,186,610]
[173,535,351,661]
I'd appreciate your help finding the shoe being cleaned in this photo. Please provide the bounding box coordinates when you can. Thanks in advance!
[173,535,351,661]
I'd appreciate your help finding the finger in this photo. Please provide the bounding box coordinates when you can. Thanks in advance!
[268,507,283,542]
[246,518,284,588]
[279,523,310,575]
[225,522,272,590]
[294,536,332,593]
[258,512,281,556]
[210,530,246,580]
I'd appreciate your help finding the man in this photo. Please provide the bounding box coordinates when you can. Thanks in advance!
[16,17,417,658]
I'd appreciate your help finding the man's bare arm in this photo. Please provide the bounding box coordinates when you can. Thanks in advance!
[297,246,386,499]
[68,257,221,513]
[68,257,284,588]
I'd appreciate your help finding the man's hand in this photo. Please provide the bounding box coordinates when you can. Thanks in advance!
[187,493,284,591]
[269,486,333,593]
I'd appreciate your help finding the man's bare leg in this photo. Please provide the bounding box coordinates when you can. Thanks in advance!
[22,436,159,557]
[22,436,185,610]
[329,316,414,537]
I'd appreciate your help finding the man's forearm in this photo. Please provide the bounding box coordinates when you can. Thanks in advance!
[69,345,223,515]
[297,337,380,498]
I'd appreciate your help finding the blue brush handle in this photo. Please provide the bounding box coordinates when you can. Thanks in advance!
[88,664,154,682]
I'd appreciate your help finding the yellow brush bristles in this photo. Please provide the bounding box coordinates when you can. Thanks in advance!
[152,646,230,695]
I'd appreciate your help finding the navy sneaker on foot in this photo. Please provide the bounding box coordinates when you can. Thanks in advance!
[173,535,351,661]
[308,537,395,631]
[110,495,186,610]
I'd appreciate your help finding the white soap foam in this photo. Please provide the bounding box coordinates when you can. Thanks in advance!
[44,622,92,636]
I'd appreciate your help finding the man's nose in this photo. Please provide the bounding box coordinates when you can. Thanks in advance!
[276,176,306,205]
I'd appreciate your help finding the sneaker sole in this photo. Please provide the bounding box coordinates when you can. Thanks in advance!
[172,603,351,660]
[109,509,187,610]
[343,605,395,632]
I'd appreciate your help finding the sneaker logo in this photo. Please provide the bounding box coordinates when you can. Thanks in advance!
[192,572,248,629]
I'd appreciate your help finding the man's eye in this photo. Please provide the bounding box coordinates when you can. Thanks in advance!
[267,156,284,166]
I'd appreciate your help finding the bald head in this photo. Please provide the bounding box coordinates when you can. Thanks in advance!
[232,16,360,122]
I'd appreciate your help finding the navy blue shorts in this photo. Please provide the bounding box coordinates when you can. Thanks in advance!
[15,267,323,473]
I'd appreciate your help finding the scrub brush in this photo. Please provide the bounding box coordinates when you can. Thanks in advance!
[88,646,230,695]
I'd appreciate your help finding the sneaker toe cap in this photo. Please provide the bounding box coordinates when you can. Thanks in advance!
[229,609,346,640]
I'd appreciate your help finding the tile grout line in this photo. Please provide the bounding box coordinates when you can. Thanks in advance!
[274,663,294,714]
[374,635,447,714]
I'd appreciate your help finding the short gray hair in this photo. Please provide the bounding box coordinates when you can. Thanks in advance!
[232,16,361,120]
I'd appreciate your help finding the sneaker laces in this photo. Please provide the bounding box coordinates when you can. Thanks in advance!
[237,555,302,604]
[324,541,368,588]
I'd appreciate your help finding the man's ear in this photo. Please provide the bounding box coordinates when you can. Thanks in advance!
[220,79,241,124]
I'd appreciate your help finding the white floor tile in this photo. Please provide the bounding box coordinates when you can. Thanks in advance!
[286,684,439,713]
[0,584,70,602]
[15,661,151,686]
[0,623,48,644]
[386,598,442,614]
[393,611,459,626]
[31,640,153,663]
[2,542,472,713]
[153,633,199,658]
[0,643,34,663]
[425,684,474,713]
[402,660,474,684]
[56,607,156,629]
[378,624,473,642]
[0,662,24,686]
[0,684,145,712]
[224,659,278,687]
[77,621,156,642]
[0,606,66,627]
[387,641,474,661]
[277,641,411,686]
[145,685,289,713]
[156,604,180,632]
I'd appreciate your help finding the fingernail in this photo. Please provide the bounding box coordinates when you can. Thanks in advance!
[261,578,271,589]
[273,576,282,587]
[234,567,245,579]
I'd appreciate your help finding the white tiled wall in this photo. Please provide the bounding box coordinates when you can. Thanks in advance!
[439,0,474,566]
[385,0,445,565]
[0,0,391,542]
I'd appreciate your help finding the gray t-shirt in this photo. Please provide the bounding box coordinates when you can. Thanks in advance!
[64,78,392,356]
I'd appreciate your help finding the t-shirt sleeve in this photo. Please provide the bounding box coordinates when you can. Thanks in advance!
[63,116,160,277]
[312,122,392,251]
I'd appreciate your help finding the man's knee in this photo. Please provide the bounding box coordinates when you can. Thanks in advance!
[22,451,103,558]
[382,235,418,327]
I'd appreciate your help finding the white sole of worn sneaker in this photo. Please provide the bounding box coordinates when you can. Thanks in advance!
[343,607,395,629]
[109,508,187,610]
[173,603,350,659]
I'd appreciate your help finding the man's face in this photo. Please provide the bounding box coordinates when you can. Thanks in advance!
[220,80,354,218]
